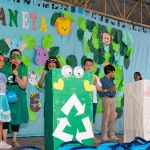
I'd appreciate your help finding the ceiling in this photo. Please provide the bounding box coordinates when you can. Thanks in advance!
[45,0,150,28]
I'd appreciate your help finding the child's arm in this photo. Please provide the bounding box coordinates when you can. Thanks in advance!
[95,84,110,92]
[13,70,27,89]
[94,76,111,92]
[16,76,27,89]
[109,86,116,92]
[38,70,46,88]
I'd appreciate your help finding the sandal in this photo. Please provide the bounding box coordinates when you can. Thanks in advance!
[12,141,20,147]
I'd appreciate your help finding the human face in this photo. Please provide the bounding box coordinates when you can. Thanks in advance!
[134,74,140,81]
[0,55,4,69]
[84,61,93,72]
[48,62,57,70]
[110,70,115,78]
[10,51,22,66]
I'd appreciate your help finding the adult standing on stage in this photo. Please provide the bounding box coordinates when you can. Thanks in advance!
[2,49,29,147]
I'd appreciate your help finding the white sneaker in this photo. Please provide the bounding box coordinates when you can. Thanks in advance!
[102,136,110,142]
[110,135,120,141]
[0,141,12,149]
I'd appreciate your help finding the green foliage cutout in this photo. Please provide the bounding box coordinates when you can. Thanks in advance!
[66,55,77,68]
[22,35,35,50]
[21,54,32,71]
[42,34,53,49]
[77,16,134,119]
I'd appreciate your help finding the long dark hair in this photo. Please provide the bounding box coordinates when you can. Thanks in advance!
[44,56,61,71]
[10,49,22,57]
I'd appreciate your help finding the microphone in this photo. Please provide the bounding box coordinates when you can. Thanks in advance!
[12,64,16,82]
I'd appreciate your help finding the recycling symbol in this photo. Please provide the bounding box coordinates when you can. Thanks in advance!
[52,93,94,143]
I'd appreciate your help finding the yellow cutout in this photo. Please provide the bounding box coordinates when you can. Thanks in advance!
[55,17,72,36]
[84,80,94,92]
[39,16,48,32]
[53,78,64,90]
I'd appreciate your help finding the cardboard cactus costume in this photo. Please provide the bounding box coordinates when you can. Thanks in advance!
[44,66,94,150]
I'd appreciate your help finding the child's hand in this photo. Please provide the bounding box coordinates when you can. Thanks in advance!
[12,70,18,77]
[110,86,116,92]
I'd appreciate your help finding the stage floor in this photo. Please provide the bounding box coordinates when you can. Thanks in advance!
[8,133,123,150]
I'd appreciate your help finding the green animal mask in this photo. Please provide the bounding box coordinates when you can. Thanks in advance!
[10,54,22,60]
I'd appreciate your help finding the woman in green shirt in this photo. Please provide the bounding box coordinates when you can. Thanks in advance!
[3,49,28,147]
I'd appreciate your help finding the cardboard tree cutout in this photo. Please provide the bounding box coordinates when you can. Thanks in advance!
[45,66,94,150]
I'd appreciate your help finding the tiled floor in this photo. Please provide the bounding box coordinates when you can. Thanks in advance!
[7,133,123,150]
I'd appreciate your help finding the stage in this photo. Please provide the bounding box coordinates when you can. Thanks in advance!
[8,134,123,150]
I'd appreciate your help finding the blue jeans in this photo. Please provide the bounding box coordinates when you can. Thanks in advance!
[93,103,97,123]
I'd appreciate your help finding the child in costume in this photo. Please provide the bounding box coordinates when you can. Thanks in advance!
[38,56,61,88]
[0,53,12,149]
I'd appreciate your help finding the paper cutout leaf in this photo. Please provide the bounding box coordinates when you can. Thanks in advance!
[82,39,90,54]
[35,66,44,75]
[62,11,74,22]
[49,46,59,56]
[77,29,84,41]
[97,97,103,113]
[21,54,31,71]
[42,34,53,49]
[92,38,101,49]
[86,20,95,32]
[66,55,77,68]
[112,29,123,44]
[22,35,35,50]
[51,12,63,26]
[57,55,66,67]
[118,79,124,92]
[78,17,86,31]
[126,46,133,57]
[112,42,120,52]
[28,107,37,121]
[95,68,100,76]
[93,49,105,64]
[98,24,107,33]
[0,39,10,54]
[107,27,113,34]
[92,24,99,39]
[120,42,128,56]
[88,39,95,53]
[81,55,87,66]
[92,61,98,73]
[124,56,130,69]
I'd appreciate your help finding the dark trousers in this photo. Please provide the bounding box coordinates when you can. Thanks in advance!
[93,103,97,123]
[3,122,20,132]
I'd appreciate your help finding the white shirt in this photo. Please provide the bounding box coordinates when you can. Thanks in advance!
[93,75,102,103]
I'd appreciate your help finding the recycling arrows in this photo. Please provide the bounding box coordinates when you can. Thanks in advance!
[53,93,93,143]
[76,117,94,143]
[61,93,85,116]
[52,118,73,142]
